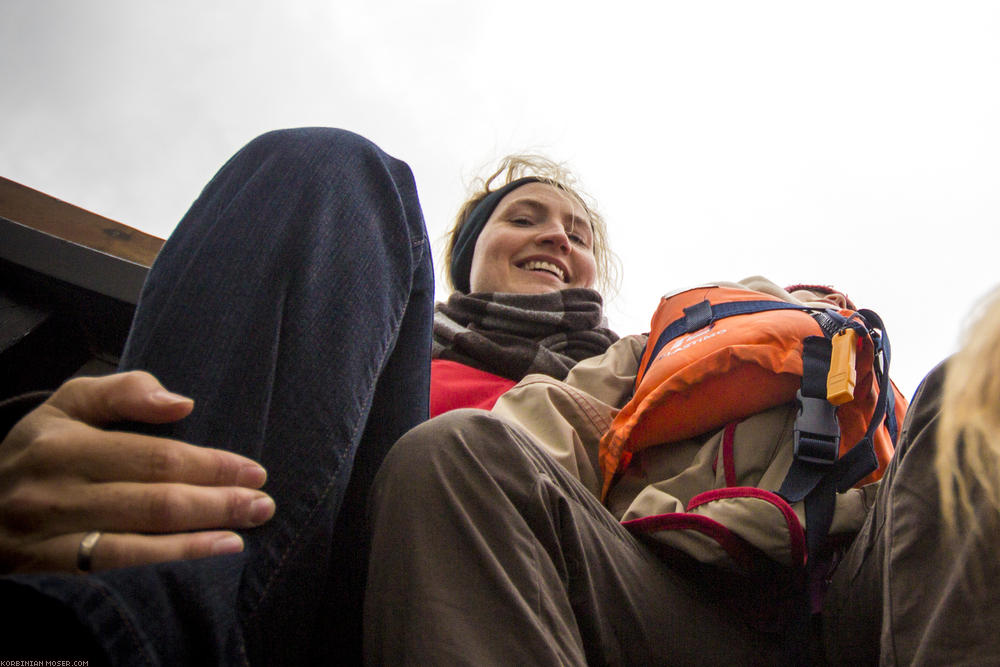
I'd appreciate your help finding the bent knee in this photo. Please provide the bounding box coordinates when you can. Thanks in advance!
[370,409,554,524]
[382,409,500,466]
[377,409,534,482]
[246,127,380,159]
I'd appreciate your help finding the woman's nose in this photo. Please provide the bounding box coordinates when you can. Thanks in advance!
[535,223,571,253]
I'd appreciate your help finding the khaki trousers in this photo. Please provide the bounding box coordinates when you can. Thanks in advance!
[365,409,782,666]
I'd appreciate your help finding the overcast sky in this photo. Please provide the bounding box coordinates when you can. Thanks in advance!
[2,1,998,397]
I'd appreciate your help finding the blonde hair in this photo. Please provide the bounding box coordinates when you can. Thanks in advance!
[937,285,1000,529]
[443,154,620,296]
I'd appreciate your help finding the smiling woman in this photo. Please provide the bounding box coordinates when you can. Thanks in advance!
[429,155,621,418]
[468,182,597,294]
[444,154,617,296]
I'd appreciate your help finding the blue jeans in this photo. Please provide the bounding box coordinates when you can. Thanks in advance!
[3,128,433,665]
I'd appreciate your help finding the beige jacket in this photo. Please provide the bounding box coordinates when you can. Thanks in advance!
[492,277,879,570]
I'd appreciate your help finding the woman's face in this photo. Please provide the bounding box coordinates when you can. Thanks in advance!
[468,182,598,294]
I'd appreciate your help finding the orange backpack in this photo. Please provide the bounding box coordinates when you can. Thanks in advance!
[598,285,906,553]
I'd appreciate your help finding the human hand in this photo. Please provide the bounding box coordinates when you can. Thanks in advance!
[0,371,275,573]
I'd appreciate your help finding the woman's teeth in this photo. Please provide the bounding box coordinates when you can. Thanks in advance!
[520,260,565,281]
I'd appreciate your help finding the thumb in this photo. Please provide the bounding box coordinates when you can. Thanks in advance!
[49,371,195,426]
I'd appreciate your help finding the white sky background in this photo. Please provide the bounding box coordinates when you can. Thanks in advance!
[2,1,998,398]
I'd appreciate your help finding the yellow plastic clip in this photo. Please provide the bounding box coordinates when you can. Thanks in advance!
[827,328,858,405]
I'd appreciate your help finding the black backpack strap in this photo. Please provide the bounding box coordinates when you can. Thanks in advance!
[779,309,893,557]
[777,336,841,556]
[829,310,893,492]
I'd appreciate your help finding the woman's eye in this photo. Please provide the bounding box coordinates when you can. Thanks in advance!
[569,232,589,246]
[511,217,534,226]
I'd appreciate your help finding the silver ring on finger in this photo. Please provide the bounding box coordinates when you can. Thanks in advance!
[76,531,102,572]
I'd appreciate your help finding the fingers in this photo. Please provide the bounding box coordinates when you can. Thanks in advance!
[18,423,267,488]
[0,371,278,575]
[12,530,249,574]
[7,371,267,488]
[48,371,195,427]
[3,480,276,537]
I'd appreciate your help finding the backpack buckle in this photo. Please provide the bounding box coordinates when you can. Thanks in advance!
[793,391,840,466]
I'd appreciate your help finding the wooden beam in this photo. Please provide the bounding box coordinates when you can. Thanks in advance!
[0,178,167,395]
[0,176,164,267]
